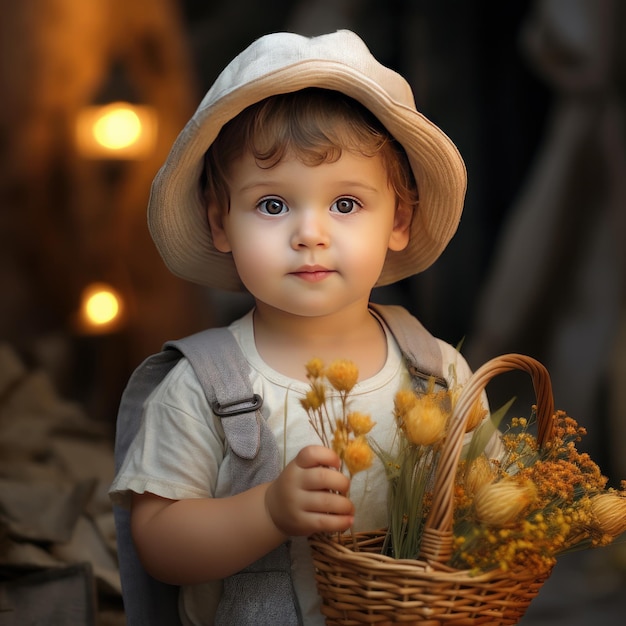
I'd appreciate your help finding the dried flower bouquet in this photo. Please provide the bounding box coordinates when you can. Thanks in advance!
[302,353,626,624]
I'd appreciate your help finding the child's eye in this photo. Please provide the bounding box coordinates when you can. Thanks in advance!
[257,198,288,215]
[331,197,361,214]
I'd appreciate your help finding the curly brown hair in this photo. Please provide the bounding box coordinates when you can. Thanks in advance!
[202,88,419,213]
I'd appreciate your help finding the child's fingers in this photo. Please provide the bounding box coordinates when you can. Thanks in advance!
[295,445,341,470]
[305,489,354,517]
[295,445,351,498]
[301,465,350,495]
[308,512,355,535]
[296,490,354,534]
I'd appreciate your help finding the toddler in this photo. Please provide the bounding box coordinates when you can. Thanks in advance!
[110,30,493,625]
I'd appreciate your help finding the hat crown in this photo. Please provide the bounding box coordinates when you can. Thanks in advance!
[199,30,416,116]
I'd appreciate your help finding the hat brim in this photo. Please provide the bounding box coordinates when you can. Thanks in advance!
[148,38,466,291]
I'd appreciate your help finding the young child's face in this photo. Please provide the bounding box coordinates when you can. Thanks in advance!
[209,149,411,318]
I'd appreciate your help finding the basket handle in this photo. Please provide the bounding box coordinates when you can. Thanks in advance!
[419,353,555,564]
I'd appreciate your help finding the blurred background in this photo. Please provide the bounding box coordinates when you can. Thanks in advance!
[0,0,624,624]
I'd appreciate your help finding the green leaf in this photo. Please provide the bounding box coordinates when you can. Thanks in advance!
[464,397,515,464]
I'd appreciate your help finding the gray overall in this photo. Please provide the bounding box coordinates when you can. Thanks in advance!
[112,303,446,625]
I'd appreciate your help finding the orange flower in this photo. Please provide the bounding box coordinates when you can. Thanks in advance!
[325,359,359,393]
[394,388,418,415]
[300,382,326,412]
[465,397,488,432]
[474,480,536,526]
[398,395,448,446]
[465,455,496,495]
[343,436,374,476]
[331,424,350,457]
[347,411,375,436]
[305,357,325,380]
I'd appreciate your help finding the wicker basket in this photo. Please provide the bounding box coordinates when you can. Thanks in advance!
[309,354,557,625]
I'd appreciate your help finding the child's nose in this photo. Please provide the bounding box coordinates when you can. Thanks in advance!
[291,209,330,249]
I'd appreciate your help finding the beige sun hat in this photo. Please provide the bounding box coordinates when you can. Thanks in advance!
[148,30,467,291]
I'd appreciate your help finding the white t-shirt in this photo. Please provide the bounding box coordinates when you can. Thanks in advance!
[110,308,482,625]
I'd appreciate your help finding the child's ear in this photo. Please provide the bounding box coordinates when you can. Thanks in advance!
[207,203,232,253]
[388,201,412,251]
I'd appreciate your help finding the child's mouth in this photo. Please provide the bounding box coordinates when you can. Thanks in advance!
[291,266,335,282]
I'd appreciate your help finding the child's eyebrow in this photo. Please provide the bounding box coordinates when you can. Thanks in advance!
[236,180,279,193]
[237,180,381,194]
[334,181,380,193]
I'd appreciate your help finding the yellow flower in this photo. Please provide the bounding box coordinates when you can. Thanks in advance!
[474,480,536,526]
[300,382,326,412]
[305,357,325,380]
[347,411,375,436]
[591,492,626,538]
[325,359,359,393]
[393,388,418,415]
[465,455,496,495]
[332,424,350,457]
[399,396,448,446]
[343,436,374,476]
[465,397,488,432]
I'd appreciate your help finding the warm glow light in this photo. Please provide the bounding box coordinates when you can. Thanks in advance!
[92,106,142,150]
[77,283,125,334]
[85,289,120,325]
[75,102,157,159]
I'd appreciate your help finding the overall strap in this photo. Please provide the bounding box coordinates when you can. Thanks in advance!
[167,328,302,625]
[369,303,448,390]
[167,327,281,492]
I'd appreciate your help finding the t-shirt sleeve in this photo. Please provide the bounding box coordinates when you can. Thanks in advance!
[109,358,226,508]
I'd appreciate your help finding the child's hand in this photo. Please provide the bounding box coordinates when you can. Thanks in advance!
[265,445,354,537]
